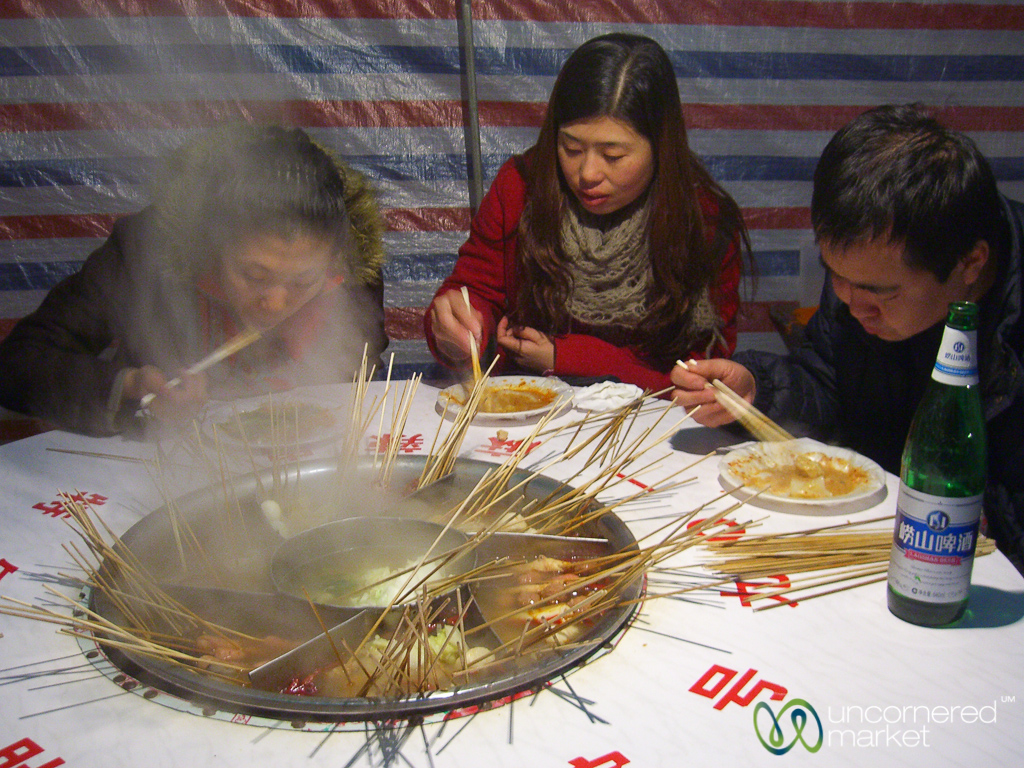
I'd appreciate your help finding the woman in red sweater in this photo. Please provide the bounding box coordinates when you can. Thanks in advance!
[425,33,749,393]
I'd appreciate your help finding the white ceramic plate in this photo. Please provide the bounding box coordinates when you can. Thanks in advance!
[203,395,344,449]
[436,375,573,422]
[718,437,886,507]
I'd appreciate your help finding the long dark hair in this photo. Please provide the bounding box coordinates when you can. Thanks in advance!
[513,33,748,364]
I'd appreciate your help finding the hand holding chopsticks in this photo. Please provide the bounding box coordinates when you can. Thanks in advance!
[461,287,483,382]
[674,358,794,442]
[138,327,262,409]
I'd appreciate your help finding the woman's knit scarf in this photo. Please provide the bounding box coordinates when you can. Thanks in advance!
[560,195,725,356]
[562,196,652,328]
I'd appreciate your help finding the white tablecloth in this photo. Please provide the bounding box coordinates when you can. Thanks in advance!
[2,382,1022,767]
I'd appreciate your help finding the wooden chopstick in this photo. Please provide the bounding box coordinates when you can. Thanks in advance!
[461,286,483,382]
[676,359,794,443]
[139,327,262,408]
[710,379,793,442]
[468,331,482,382]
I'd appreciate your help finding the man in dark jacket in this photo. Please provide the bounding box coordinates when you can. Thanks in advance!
[0,125,388,436]
[671,104,1024,574]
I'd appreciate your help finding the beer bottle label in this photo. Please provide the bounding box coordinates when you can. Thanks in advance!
[932,327,979,386]
[888,485,982,604]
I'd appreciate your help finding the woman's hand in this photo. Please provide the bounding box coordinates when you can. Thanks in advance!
[495,316,555,373]
[123,365,207,424]
[669,358,756,426]
[427,288,484,366]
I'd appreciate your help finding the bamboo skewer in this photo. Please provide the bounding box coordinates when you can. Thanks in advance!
[10,345,798,704]
[139,327,263,408]
[701,514,999,609]
[461,286,483,383]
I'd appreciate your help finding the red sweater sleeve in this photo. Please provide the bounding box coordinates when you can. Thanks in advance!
[424,159,526,364]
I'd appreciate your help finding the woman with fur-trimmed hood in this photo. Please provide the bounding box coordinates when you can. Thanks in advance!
[0,125,388,436]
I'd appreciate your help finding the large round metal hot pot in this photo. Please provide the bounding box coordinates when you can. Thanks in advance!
[90,456,643,722]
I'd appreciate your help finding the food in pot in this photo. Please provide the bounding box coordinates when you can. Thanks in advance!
[477,555,611,645]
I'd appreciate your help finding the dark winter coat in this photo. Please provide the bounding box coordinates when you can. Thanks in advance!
[737,196,1024,572]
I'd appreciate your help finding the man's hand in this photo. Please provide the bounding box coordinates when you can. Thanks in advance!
[670,358,756,427]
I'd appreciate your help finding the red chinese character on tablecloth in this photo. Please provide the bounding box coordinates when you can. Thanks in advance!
[475,436,541,458]
[0,738,65,768]
[569,751,630,768]
[0,558,17,583]
[686,517,746,542]
[32,491,107,519]
[31,500,69,519]
[720,575,796,608]
[367,433,424,454]
[67,491,107,506]
[689,664,787,711]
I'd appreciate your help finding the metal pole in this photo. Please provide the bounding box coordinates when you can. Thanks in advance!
[458,0,484,213]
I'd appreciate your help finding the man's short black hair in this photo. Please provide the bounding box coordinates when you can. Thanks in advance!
[811,103,1004,281]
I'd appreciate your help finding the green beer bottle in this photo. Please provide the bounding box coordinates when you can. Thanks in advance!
[887,301,987,626]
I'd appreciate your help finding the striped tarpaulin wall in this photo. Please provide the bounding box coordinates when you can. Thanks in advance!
[2,0,1023,348]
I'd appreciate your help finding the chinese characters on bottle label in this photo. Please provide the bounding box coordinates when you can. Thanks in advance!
[888,486,982,603]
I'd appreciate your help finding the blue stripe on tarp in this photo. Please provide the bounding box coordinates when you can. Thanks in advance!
[5,154,1020,191]
[2,44,1023,82]
[0,260,82,291]
[0,44,463,78]
[0,159,156,188]
[753,250,801,278]
[383,253,458,282]
[0,154,473,188]
[701,156,819,183]
[479,46,1024,82]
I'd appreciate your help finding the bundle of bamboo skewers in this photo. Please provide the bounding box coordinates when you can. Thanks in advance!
[2,360,753,703]
[699,515,998,611]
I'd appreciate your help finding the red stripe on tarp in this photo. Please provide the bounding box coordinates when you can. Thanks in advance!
[1,210,476,239]
[383,208,473,232]
[3,208,804,239]
[384,306,427,340]
[10,100,1022,135]
[478,102,547,127]
[0,100,468,133]
[0,0,457,21]
[480,102,1024,133]
[0,214,118,239]
[473,0,1024,30]
[683,104,1024,132]
[743,208,812,230]
[4,0,1020,29]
